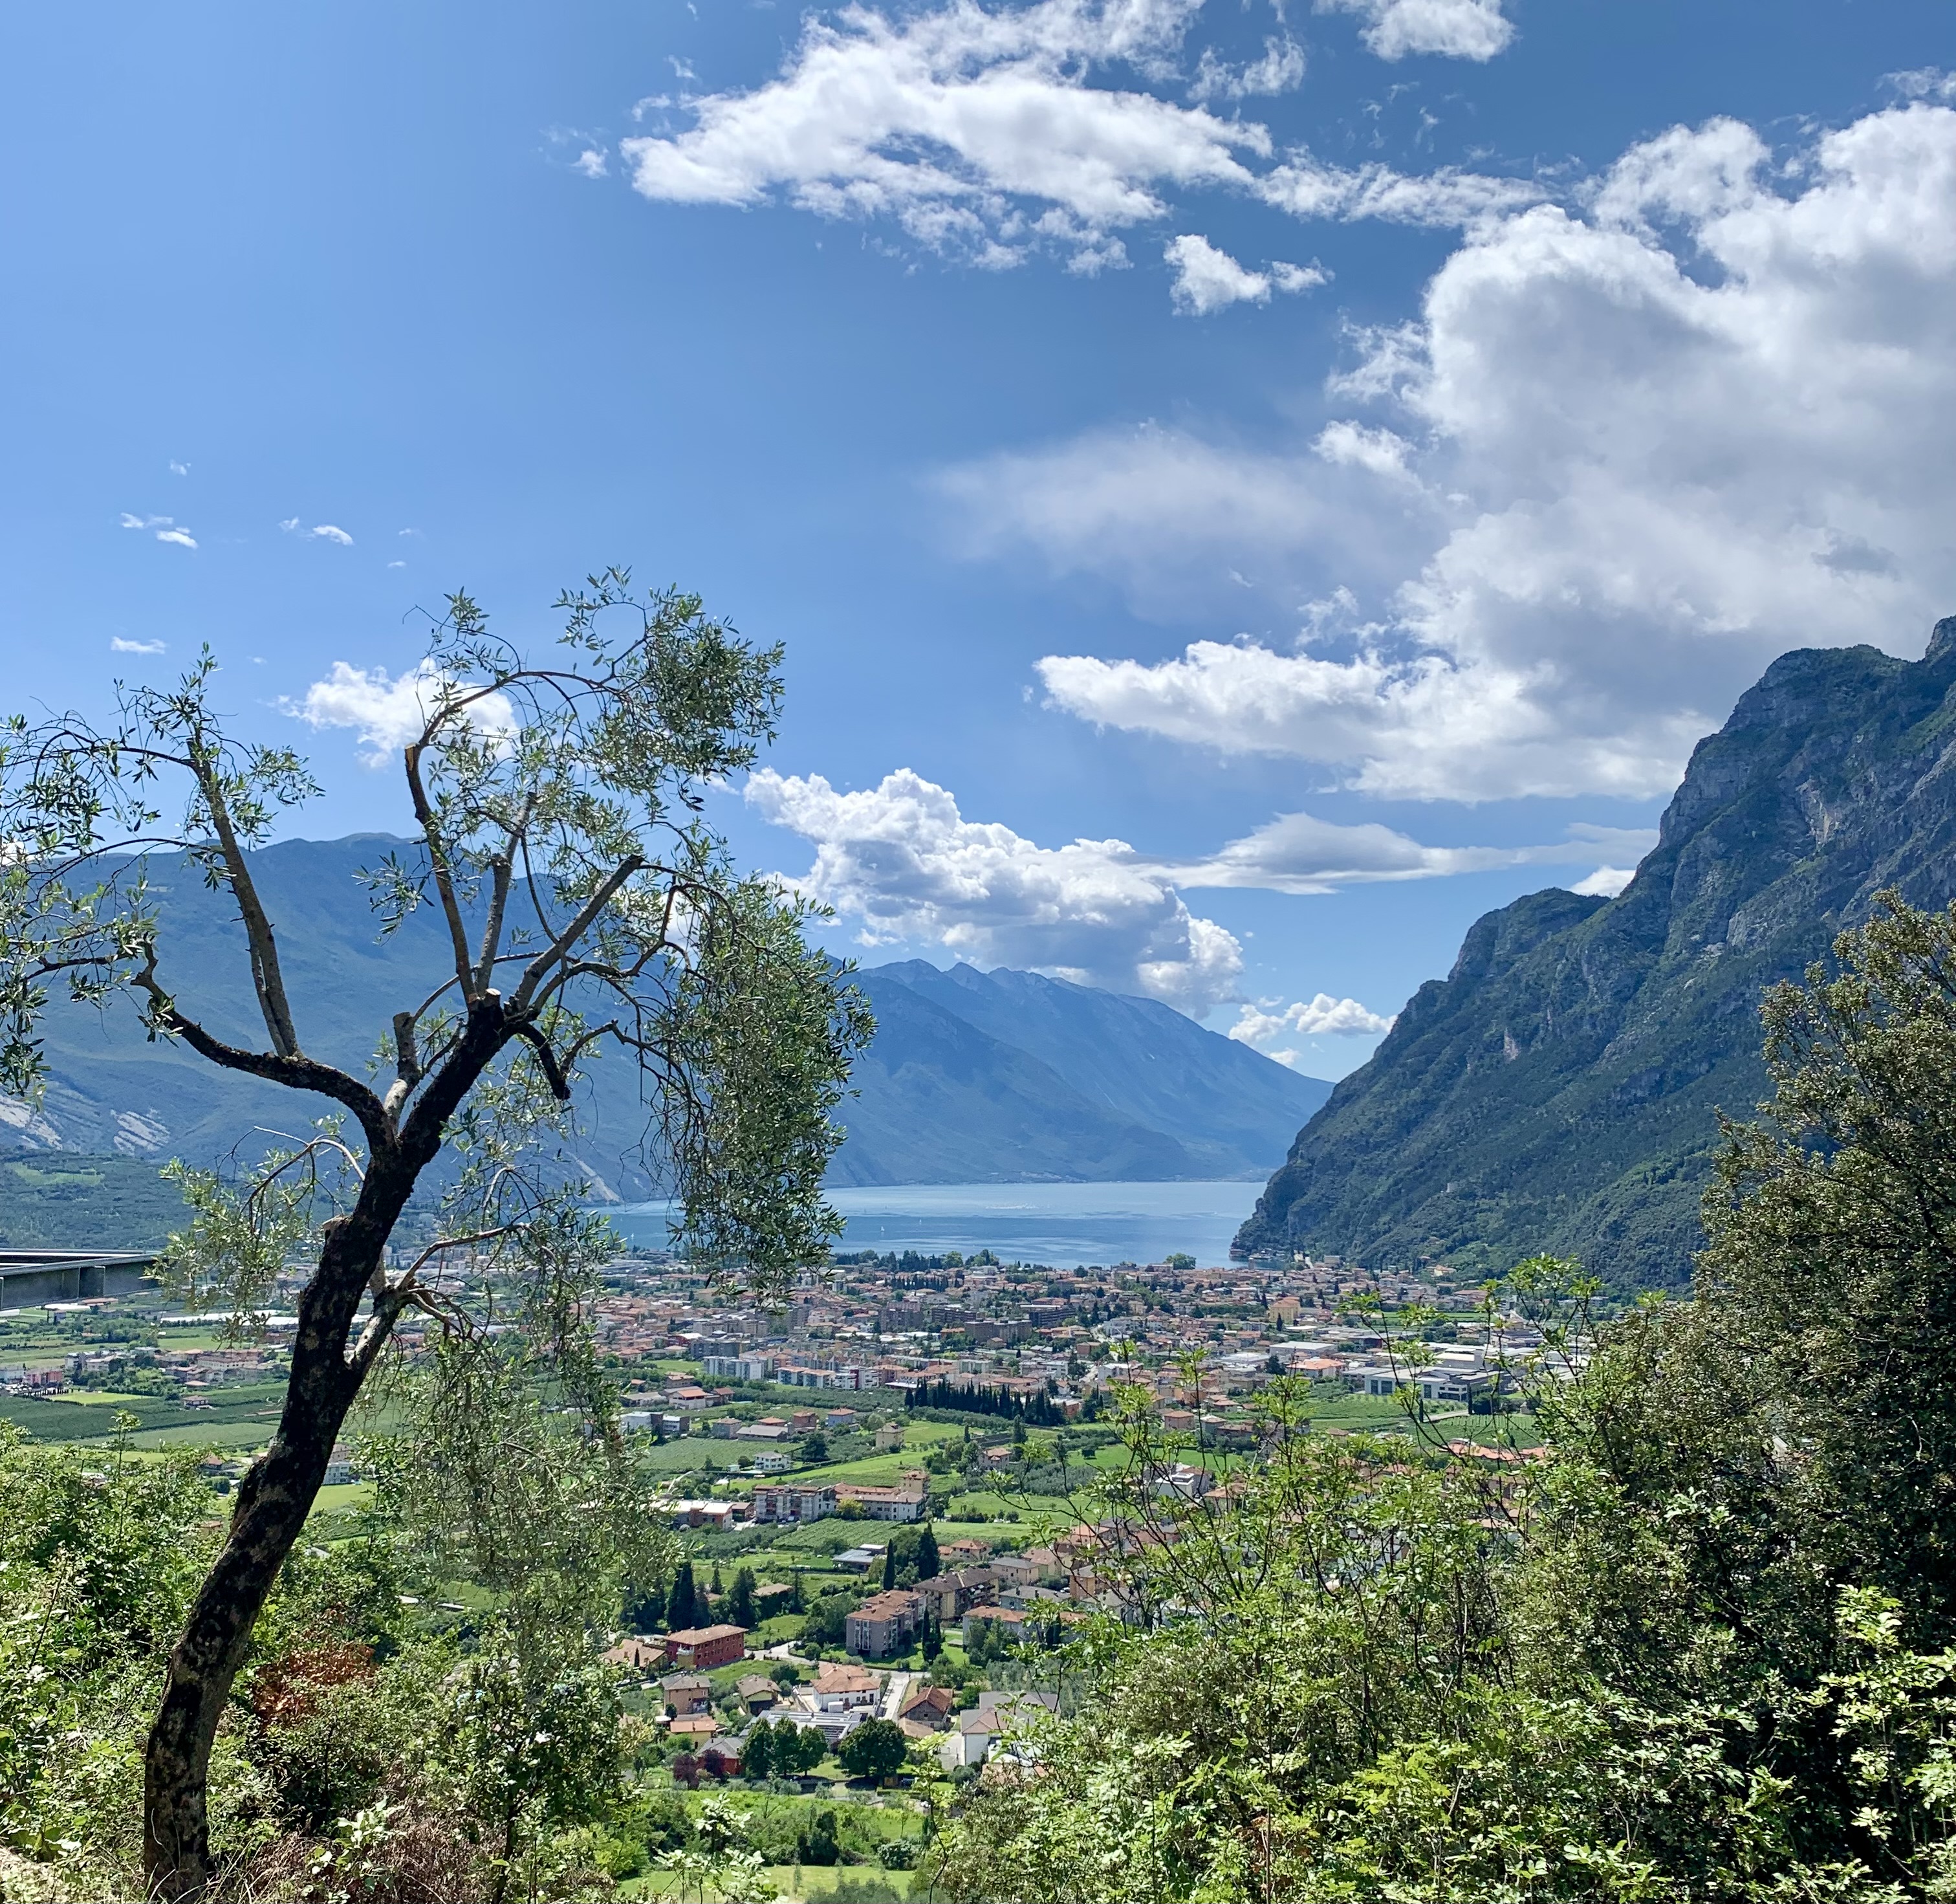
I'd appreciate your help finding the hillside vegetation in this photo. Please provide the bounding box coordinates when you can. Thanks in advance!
[1239,616,1956,1290]
[15,897,1956,1900]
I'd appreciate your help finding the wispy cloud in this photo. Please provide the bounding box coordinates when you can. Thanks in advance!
[168,460,190,476]
[121,512,196,549]
[280,519,354,545]
[110,637,166,655]
[1151,811,1655,894]
[574,148,609,179]
[1188,36,1304,103]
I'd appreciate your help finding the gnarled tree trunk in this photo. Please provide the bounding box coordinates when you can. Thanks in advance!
[143,1181,410,1896]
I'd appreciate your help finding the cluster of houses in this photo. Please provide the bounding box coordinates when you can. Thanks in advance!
[624,1640,1062,1782]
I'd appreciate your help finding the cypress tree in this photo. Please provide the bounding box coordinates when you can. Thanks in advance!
[666,1560,698,1630]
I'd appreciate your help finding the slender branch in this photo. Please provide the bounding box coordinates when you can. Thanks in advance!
[510,855,644,1012]
[194,757,301,1058]
[473,842,517,996]
[402,739,475,996]
[510,1021,572,1102]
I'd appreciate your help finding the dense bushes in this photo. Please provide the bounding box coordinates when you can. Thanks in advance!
[928,899,1956,1903]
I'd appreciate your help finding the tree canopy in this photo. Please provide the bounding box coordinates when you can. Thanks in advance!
[0,573,869,1898]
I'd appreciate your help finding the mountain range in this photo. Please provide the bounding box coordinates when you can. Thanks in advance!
[1235,616,1956,1291]
[0,837,1327,1195]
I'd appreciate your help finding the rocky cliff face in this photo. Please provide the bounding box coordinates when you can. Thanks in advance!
[1235,618,1956,1290]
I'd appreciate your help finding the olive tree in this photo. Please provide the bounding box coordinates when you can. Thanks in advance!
[0,572,871,1898]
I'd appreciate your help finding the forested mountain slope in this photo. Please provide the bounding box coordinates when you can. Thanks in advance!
[1236,617,1956,1289]
[1,838,1326,1195]
[839,960,1331,1183]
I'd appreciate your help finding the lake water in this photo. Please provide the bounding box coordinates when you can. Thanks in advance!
[605,1179,1265,1268]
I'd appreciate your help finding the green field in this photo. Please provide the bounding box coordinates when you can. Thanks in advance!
[0,1380,288,1449]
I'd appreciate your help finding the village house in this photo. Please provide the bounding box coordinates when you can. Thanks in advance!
[658,1672,713,1716]
[897,1683,957,1733]
[845,1588,924,1659]
[834,1470,929,1523]
[989,1548,1060,1592]
[699,1737,744,1778]
[918,1566,996,1624]
[962,1604,1029,1649]
[600,1636,663,1676]
[803,1661,883,1712]
[938,1691,1060,1770]
[750,1481,838,1524]
[660,1623,746,1670]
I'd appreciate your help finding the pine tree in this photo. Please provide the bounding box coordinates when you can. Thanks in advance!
[917,1524,940,1581]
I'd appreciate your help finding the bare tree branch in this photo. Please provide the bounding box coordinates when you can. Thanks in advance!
[134,958,389,1148]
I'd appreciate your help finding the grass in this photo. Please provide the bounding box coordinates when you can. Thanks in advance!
[123,1421,271,1451]
[310,1481,375,1516]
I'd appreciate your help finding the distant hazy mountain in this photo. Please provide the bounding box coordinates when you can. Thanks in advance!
[1236,617,1956,1291]
[1,837,1328,1194]
[835,961,1332,1184]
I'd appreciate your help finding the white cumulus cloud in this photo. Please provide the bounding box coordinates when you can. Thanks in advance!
[288,661,515,765]
[957,105,1956,800]
[1572,866,1636,897]
[1163,235,1324,312]
[1165,234,1266,312]
[1230,993,1395,1069]
[616,0,1536,267]
[746,765,1244,1014]
[1316,0,1514,61]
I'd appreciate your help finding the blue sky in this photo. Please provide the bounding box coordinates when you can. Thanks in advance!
[5,0,1955,1078]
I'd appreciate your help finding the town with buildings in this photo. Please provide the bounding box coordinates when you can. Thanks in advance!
[2,1238,1547,1793]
